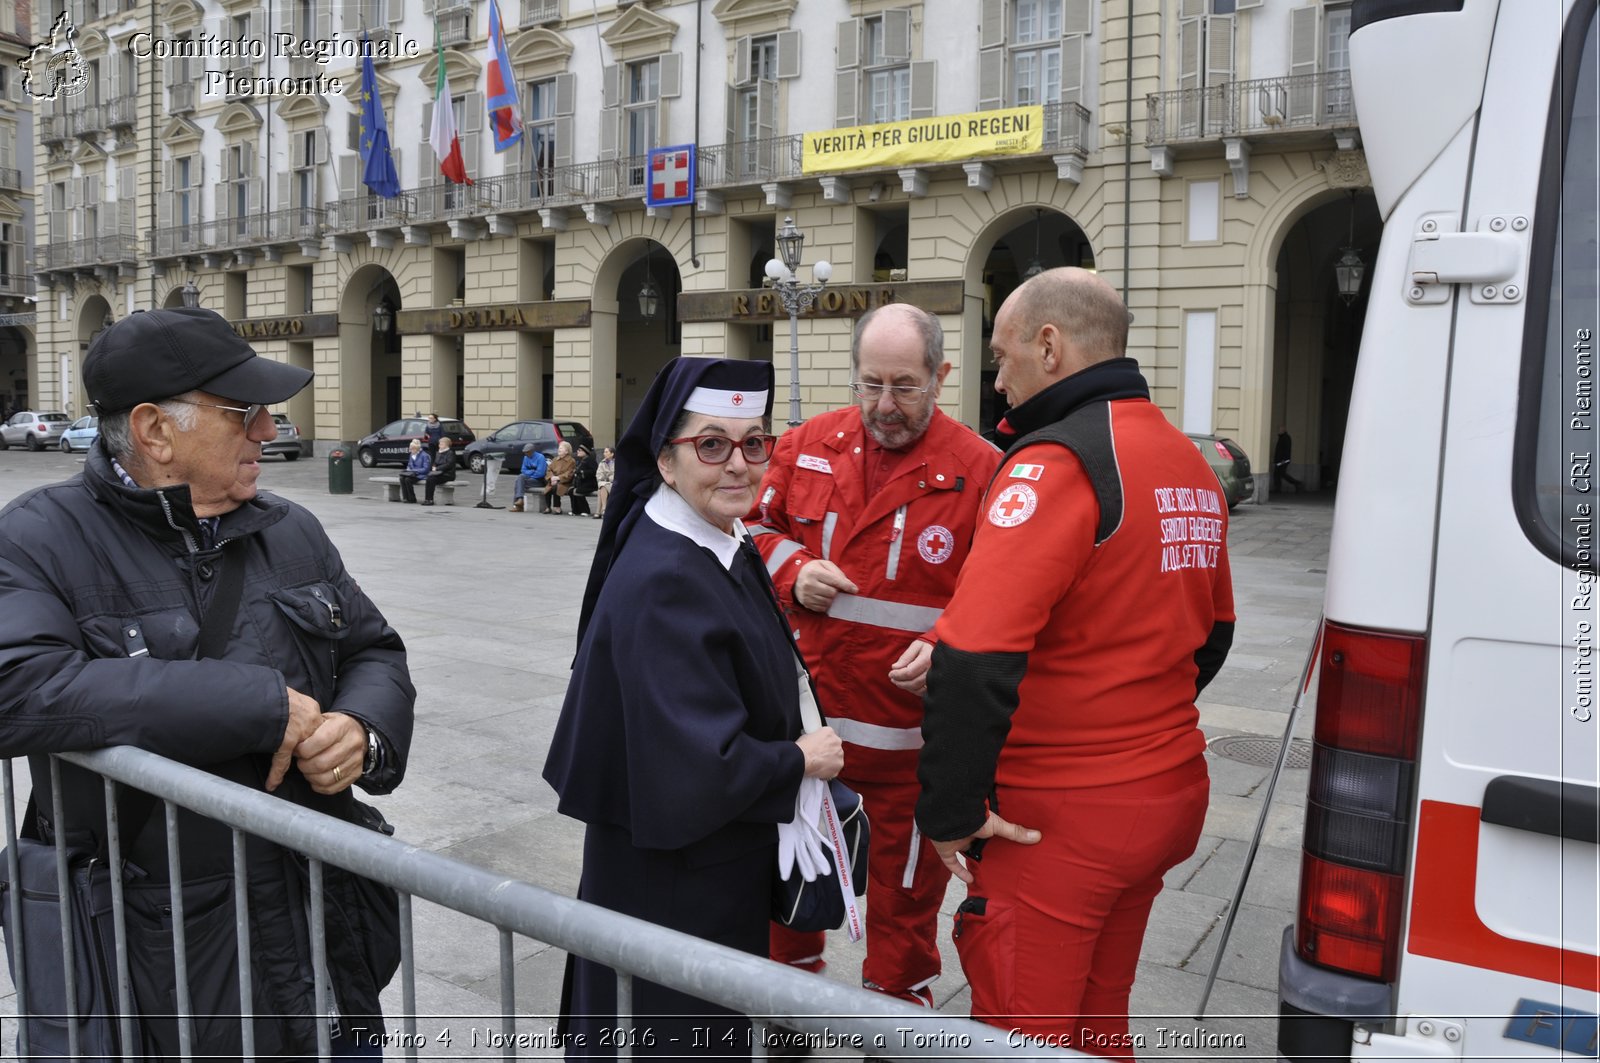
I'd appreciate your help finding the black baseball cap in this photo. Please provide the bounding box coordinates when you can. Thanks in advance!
[84,307,313,414]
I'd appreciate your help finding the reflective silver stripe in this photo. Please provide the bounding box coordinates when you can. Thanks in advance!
[825,593,943,633]
[829,716,924,751]
[902,820,921,889]
[822,512,839,560]
[763,538,805,576]
[884,504,907,580]
[747,526,779,538]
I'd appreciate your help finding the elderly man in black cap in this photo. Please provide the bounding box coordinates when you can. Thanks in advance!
[0,307,415,1058]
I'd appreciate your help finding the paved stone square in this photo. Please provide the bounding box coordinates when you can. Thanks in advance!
[0,448,1331,1058]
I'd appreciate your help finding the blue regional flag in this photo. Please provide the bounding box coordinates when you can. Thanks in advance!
[358,34,402,198]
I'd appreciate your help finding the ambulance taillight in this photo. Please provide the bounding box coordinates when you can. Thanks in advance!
[1294,622,1426,983]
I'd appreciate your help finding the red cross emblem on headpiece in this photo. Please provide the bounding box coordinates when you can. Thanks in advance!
[731,393,744,406]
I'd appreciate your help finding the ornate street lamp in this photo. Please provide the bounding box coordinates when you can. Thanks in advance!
[372,296,395,334]
[181,280,201,308]
[1335,194,1365,306]
[765,216,832,427]
[637,246,660,320]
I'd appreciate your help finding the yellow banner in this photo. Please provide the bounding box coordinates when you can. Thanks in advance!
[801,106,1045,175]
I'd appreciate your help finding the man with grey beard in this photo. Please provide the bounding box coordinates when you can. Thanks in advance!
[747,303,1000,1008]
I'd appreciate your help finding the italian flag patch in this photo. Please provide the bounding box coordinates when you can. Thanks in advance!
[1008,463,1044,481]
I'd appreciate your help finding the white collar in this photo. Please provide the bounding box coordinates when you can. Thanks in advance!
[644,482,747,571]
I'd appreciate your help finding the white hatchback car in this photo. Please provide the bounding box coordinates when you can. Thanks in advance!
[0,411,71,451]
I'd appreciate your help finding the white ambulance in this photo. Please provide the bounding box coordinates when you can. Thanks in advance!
[1277,0,1598,1059]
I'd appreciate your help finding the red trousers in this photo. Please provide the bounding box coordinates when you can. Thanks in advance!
[770,775,950,1002]
[955,757,1209,1061]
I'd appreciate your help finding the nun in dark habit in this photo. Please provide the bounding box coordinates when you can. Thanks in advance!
[543,357,845,1059]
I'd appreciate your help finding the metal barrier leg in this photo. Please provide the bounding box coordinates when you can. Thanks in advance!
[48,758,81,1062]
[617,972,633,1063]
[309,858,332,1062]
[499,928,515,1060]
[104,777,136,1062]
[233,829,255,1063]
[165,800,194,1063]
[3,759,29,1061]
[399,892,417,1063]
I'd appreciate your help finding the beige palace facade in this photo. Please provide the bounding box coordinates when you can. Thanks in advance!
[28,0,1380,495]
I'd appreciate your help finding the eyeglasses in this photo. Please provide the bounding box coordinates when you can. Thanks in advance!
[171,399,267,427]
[848,380,934,404]
[667,433,778,465]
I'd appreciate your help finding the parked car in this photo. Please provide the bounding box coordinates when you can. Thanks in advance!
[355,417,474,468]
[262,413,310,461]
[460,419,593,475]
[1187,433,1253,509]
[58,415,99,453]
[0,411,71,451]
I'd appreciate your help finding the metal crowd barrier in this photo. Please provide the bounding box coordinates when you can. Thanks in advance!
[1,748,1083,1061]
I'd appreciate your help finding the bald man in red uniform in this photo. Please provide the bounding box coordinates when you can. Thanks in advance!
[915,269,1235,1060]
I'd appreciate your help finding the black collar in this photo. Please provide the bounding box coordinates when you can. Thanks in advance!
[995,357,1150,452]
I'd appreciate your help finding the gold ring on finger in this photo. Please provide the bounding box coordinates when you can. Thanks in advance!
[333,765,343,783]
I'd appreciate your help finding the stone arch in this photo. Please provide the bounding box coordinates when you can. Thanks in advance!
[953,180,1099,428]
[335,260,405,444]
[71,294,115,416]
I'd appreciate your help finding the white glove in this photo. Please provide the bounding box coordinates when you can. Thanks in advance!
[776,777,830,882]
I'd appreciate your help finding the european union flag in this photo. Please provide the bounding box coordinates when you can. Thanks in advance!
[358,34,401,198]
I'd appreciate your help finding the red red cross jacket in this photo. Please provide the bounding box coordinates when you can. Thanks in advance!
[748,407,1001,780]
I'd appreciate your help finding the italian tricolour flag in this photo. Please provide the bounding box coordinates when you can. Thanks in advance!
[430,21,473,185]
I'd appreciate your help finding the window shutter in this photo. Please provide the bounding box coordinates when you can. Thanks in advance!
[1179,17,1201,92]
[1207,15,1234,84]
[980,0,1005,49]
[348,110,361,152]
[725,84,739,146]
[756,78,776,139]
[909,60,936,119]
[978,45,1004,110]
[660,53,682,98]
[553,116,573,168]
[390,147,403,188]
[1236,0,1264,8]
[107,55,121,100]
[601,63,620,109]
[837,19,860,70]
[314,128,329,165]
[599,106,617,160]
[1061,34,1085,106]
[119,164,134,200]
[317,3,333,40]
[422,101,433,142]
[1179,0,1205,17]
[424,0,436,14]
[158,190,172,229]
[556,73,575,115]
[776,31,800,79]
[1062,0,1092,36]
[834,70,857,127]
[1288,6,1320,120]
[386,0,401,27]
[248,177,263,217]
[338,154,356,199]
[278,172,293,211]
[292,135,307,169]
[463,92,483,177]
[734,35,752,87]
[883,8,911,62]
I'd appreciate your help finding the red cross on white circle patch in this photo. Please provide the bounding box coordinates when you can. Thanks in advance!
[731,392,744,406]
[917,524,954,564]
[988,483,1038,527]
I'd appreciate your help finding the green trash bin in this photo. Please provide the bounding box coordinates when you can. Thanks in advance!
[328,448,353,494]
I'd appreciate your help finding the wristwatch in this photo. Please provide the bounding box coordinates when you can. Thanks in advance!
[363,726,381,776]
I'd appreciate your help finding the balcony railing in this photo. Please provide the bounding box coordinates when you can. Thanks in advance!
[699,135,805,187]
[0,168,20,191]
[412,180,502,223]
[438,8,472,47]
[148,222,208,258]
[106,97,137,128]
[1147,70,1356,144]
[147,208,330,259]
[42,233,139,270]
[40,114,72,144]
[522,0,560,25]
[326,191,416,233]
[76,105,107,136]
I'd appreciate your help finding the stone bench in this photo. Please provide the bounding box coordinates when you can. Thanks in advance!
[369,475,461,506]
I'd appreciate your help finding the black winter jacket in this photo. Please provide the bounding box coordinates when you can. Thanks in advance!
[0,443,416,1058]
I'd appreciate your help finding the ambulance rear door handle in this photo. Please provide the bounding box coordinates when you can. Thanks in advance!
[1406,214,1530,307]
[1480,775,1600,844]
